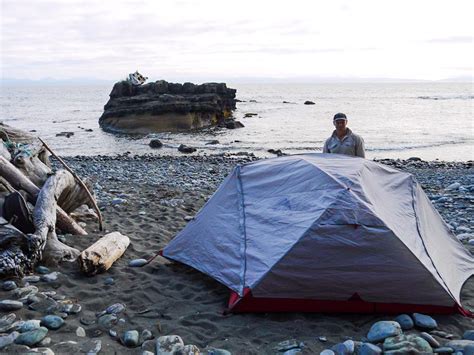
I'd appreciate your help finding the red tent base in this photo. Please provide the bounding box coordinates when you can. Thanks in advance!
[227,289,471,316]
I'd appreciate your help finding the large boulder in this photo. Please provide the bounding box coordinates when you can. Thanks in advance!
[99,80,237,133]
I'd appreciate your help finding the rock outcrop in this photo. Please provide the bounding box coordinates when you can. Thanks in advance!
[99,80,237,133]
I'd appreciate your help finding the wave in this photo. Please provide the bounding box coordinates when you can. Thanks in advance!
[368,139,472,152]
[417,95,473,100]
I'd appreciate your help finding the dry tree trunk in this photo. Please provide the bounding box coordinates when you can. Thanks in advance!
[32,170,81,265]
[0,156,86,235]
[78,232,130,275]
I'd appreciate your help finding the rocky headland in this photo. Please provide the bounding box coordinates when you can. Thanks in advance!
[99,80,238,134]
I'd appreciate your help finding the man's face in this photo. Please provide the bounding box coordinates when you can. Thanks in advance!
[334,119,348,132]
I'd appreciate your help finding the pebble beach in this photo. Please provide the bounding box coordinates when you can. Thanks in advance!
[0,154,473,354]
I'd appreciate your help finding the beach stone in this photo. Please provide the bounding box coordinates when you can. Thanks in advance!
[51,341,80,353]
[14,285,39,300]
[106,302,125,314]
[420,332,440,348]
[97,313,118,329]
[319,336,328,342]
[206,140,220,145]
[36,266,50,274]
[104,277,115,285]
[0,313,16,332]
[320,350,335,355]
[445,182,461,191]
[81,339,101,354]
[277,339,299,351]
[109,329,118,338]
[207,349,232,355]
[156,335,184,353]
[383,334,432,354]
[367,321,402,342]
[434,347,455,354]
[141,329,153,341]
[304,100,315,105]
[41,315,65,330]
[464,330,474,340]
[19,319,41,332]
[60,303,82,314]
[76,326,86,337]
[23,275,41,283]
[412,313,437,329]
[359,342,382,355]
[394,314,414,330]
[40,272,59,282]
[331,340,354,355]
[445,340,474,352]
[149,139,163,148]
[184,215,194,221]
[15,327,48,346]
[2,280,17,291]
[112,197,127,205]
[0,300,23,311]
[123,330,139,347]
[0,331,19,350]
[38,336,51,346]
[178,144,197,153]
[25,347,54,355]
[142,339,155,353]
[143,351,154,355]
[129,258,148,267]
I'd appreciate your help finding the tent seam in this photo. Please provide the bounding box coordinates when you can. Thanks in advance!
[236,165,248,297]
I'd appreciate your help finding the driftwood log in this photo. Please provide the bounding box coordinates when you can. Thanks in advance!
[32,170,82,265]
[0,156,86,235]
[78,232,130,275]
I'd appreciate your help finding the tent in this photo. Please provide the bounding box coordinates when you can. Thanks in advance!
[162,154,474,314]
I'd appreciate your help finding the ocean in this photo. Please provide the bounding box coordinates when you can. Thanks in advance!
[1,82,473,161]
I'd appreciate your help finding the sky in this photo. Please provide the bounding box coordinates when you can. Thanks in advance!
[1,0,473,82]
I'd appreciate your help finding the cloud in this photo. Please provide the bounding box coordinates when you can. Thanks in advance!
[425,36,473,44]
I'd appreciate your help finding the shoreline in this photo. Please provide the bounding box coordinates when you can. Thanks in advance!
[1,154,473,353]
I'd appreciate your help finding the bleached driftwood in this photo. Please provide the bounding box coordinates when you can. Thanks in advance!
[32,170,81,265]
[0,156,86,235]
[78,232,130,275]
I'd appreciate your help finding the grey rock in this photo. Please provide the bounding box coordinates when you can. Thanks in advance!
[207,349,232,355]
[434,347,455,354]
[60,303,82,314]
[36,266,50,274]
[129,258,148,267]
[40,272,59,282]
[141,329,153,341]
[2,280,17,291]
[178,144,197,153]
[445,340,474,352]
[277,339,299,351]
[15,327,48,346]
[123,330,139,347]
[14,285,39,300]
[76,326,86,337]
[112,197,127,205]
[383,334,433,354]
[41,315,65,330]
[319,336,327,342]
[331,340,354,355]
[25,347,54,354]
[0,331,19,350]
[359,343,382,355]
[0,300,23,311]
[18,319,41,332]
[394,314,414,330]
[420,332,440,348]
[0,313,17,333]
[23,275,41,283]
[97,314,118,329]
[156,335,184,353]
[80,339,101,354]
[141,339,155,353]
[367,321,402,343]
[142,351,154,355]
[412,313,438,329]
[304,100,315,105]
[320,350,335,355]
[51,340,80,353]
[464,330,474,340]
[445,182,461,191]
[283,349,301,355]
[106,302,125,314]
[104,277,115,285]
[149,139,163,149]
[109,329,118,338]
[38,337,52,346]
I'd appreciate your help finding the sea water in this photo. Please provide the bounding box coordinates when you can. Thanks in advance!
[1,82,472,161]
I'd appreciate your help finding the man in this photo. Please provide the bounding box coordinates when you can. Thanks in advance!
[323,113,365,158]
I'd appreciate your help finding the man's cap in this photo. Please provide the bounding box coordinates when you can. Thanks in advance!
[333,113,347,121]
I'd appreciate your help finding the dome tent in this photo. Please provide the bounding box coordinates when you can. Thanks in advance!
[162,154,474,314]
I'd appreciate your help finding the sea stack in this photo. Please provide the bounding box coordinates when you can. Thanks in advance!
[99,80,237,133]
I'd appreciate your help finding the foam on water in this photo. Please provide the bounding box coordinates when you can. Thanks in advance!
[0,82,472,160]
